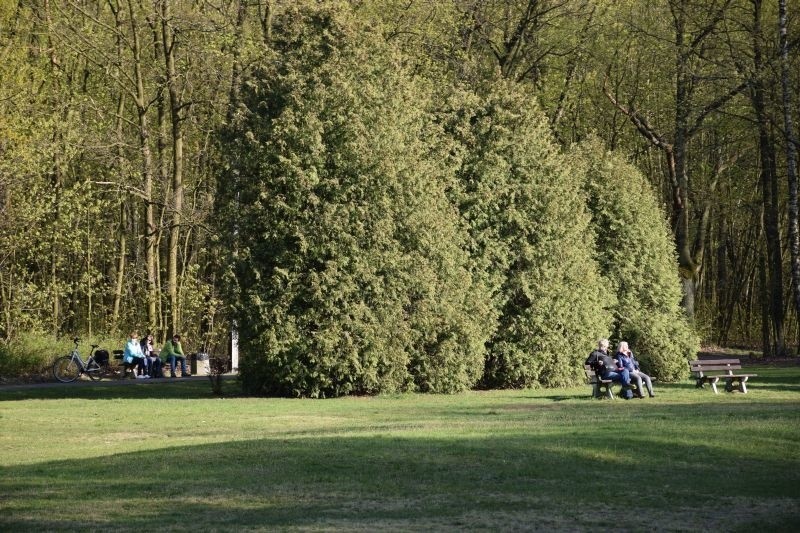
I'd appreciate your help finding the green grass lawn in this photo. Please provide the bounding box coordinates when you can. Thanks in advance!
[1,366,799,531]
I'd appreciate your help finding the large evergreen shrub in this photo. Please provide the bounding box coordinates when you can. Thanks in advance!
[575,139,698,380]
[216,6,491,397]
[444,85,613,388]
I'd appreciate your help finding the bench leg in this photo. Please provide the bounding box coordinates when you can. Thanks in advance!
[710,377,719,394]
[740,377,749,393]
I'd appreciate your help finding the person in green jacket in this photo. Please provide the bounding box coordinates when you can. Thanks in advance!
[163,334,190,378]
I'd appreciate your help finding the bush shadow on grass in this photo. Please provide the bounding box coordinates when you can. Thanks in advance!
[0,378,241,402]
[2,418,799,532]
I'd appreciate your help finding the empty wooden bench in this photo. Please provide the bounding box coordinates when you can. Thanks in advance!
[689,358,756,394]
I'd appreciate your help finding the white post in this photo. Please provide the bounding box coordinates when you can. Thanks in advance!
[230,326,239,372]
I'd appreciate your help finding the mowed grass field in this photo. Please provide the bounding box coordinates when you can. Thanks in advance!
[1,365,799,532]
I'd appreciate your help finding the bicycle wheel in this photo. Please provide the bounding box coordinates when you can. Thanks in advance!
[53,356,81,383]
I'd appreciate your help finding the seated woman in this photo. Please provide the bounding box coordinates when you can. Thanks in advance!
[615,341,654,398]
[123,331,148,378]
[139,333,163,378]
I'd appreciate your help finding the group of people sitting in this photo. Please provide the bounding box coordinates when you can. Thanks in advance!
[585,338,655,398]
[122,331,191,378]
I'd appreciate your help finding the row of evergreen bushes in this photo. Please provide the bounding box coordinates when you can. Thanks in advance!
[215,6,698,397]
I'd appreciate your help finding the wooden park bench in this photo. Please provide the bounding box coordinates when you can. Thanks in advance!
[585,365,614,399]
[112,350,138,379]
[689,358,756,394]
[584,365,640,399]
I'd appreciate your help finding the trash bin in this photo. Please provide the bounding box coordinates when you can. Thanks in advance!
[191,352,210,376]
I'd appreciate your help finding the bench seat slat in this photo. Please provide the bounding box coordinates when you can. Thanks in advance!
[692,364,742,370]
[689,359,742,365]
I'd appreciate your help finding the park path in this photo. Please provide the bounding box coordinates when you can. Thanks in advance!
[0,374,235,392]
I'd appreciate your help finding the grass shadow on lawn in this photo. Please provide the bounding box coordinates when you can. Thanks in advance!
[2,404,799,531]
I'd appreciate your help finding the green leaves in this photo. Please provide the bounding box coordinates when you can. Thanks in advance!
[575,138,699,381]
[215,5,695,396]
[219,5,487,397]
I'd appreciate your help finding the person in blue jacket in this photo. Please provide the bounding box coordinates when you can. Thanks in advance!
[615,341,654,398]
[123,331,148,378]
[585,339,631,386]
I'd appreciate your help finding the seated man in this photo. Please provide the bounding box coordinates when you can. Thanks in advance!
[162,334,190,378]
[585,338,630,387]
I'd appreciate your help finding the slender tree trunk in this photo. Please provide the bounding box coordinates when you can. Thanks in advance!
[149,13,168,338]
[110,4,126,331]
[41,0,63,336]
[759,250,770,355]
[160,0,183,336]
[227,0,247,120]
[751,0,785,356]
[126,0,159,331]
[672,10,699,320]
[779,0,800,353]
[259,0,273,45]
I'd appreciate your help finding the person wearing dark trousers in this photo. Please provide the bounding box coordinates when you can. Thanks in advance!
[162,334,190,378]
[140,333,163,378]
[123,331,148,379]
[585,338,631,387]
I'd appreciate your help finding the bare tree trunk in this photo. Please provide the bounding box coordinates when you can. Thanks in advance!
[759,250,770,356]
[779,0,800,353]
[604,0,742,321]
[42,0,64,337]
[259,0,273,45]
[550,4,596,131]
[751,0,785,356]
[110,4,127,332]
[126,0,159,332]
[228,0,248,120]
[160,0,184,336]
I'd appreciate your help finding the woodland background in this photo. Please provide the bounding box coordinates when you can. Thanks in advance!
[0,0,798,395]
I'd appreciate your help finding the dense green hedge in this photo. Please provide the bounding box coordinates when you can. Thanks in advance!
[444,85,613,388]
[574,139,698,380]
[216,6,696,396]
[218,7,490,396]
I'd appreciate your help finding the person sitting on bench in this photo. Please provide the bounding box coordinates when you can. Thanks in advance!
[123,331,148,378]
[162,334,190,378]
[585,338,630,387]
[140,333,163,378]
[615,341,654,398]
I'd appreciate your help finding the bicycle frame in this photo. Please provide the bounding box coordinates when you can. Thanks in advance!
[53,338,106,382]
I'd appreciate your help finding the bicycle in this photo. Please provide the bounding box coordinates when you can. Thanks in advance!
[52,337,113,383]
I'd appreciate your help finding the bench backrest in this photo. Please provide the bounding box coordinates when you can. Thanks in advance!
[689,358,742,375]
[584,365,601,382]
